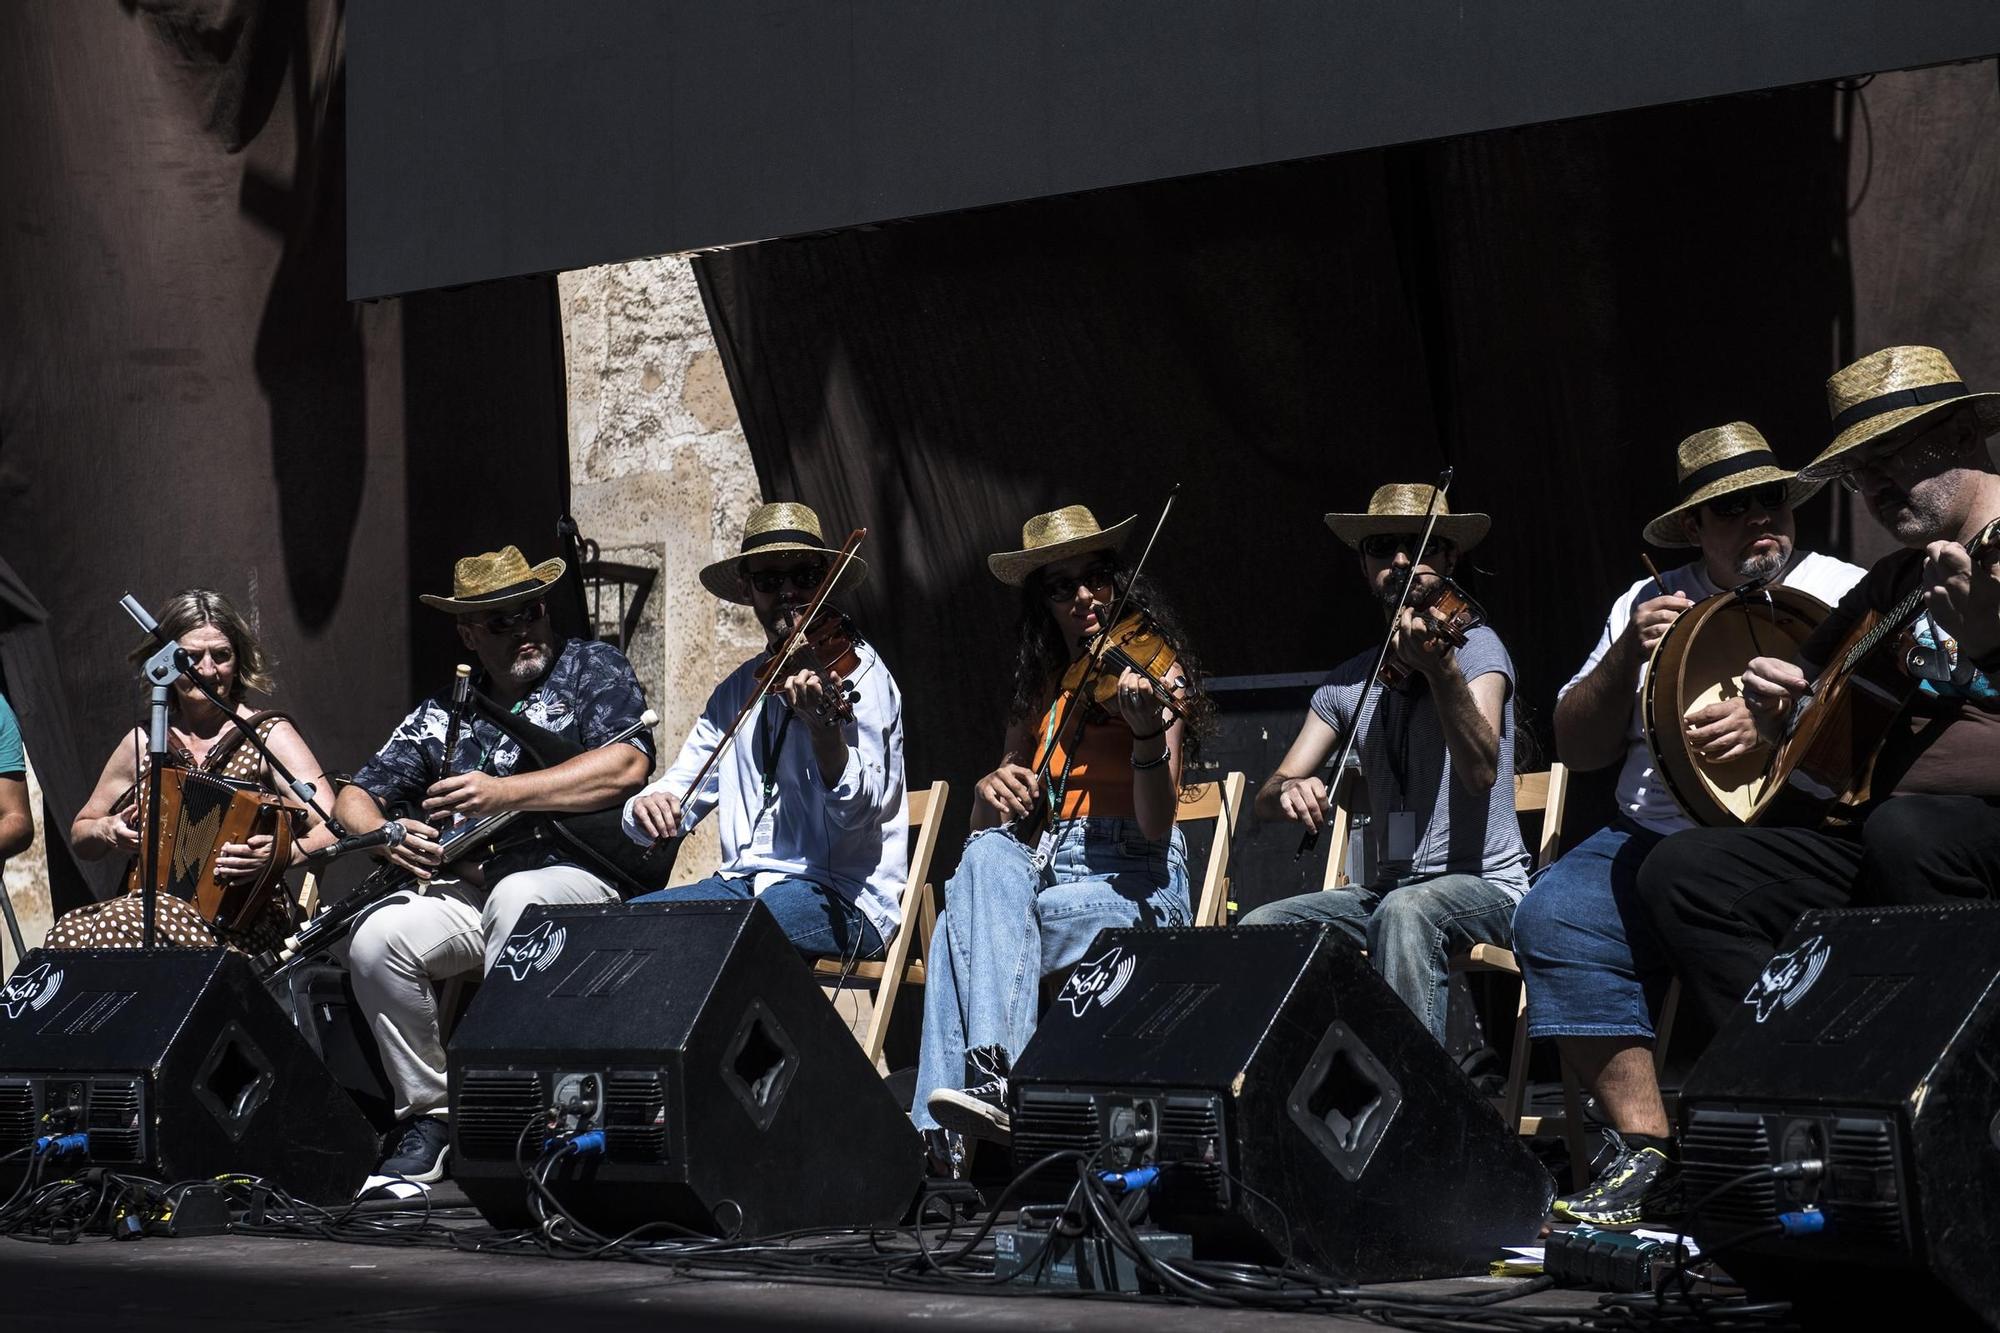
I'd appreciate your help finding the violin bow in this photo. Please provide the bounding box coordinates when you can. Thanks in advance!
[657,527,868,831]
[1298,466,1453,857]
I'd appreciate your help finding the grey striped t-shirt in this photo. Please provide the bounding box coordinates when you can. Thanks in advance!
[1310,625,1532,899]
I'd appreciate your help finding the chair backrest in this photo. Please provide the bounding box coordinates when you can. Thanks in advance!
[1176,772,1247,927]
[1319,762,1569,889]
[903,779,950,943]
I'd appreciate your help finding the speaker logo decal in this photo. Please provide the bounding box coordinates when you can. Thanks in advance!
[495,920,566,982]
[1744,934,1829,1023]
[1055,946,1137,1018]
[1,962,63,1020]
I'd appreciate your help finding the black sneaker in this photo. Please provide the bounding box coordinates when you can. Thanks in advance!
[378,1115,451,1183]
[1553,1131,1678,1229]
[925,1045,1011,1145]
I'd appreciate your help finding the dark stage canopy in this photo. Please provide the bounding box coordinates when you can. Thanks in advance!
[347,0,2000,298]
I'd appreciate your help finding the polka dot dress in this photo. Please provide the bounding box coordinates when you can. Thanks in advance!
[47,716,297,954]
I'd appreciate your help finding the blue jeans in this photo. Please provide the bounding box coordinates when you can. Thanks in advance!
[630,874,885,962]
[910,819,1190,1131]
[1509,819,1669,1041]
[1239,873,1517,1043]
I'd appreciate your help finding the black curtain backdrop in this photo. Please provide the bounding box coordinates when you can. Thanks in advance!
[0,1,570,911]
[698,87,1852,876]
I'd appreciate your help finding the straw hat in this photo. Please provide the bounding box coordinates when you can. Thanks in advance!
[418,546,566,614]
[987,506,1136,586]
[1324,483,1489,553]
[1798,345,2000,481]
[698,501,868,605]
[1642,423,1822,548]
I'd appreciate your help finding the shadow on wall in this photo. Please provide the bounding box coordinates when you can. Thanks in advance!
[246,7,366,631]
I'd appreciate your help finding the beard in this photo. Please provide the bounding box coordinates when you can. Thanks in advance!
[1735,537,1793,584]
[505,642,551,684]
[1870,476,1960,546]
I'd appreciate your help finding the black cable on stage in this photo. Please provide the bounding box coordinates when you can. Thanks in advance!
[1,1135,1805,1332]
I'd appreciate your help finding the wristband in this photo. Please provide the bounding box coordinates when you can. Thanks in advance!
[1130,748,1171,772]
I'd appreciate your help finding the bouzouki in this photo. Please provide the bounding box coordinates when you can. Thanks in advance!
[258,704,661,983]
[1750,516,2000,828]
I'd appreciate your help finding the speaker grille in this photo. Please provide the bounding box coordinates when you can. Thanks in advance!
[1827,1118,1906,1250]
[604,1071,668,1162]
[1157,1097,1229,1211]
[86,1078,145,1164]
[457,1070,542,1160]
[1682,1110,1776,1230]
[0,1080,31,1154]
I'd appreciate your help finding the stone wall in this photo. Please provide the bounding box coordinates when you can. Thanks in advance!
[559,257,764,884]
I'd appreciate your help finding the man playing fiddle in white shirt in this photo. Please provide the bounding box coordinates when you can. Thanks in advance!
[622,502,906,961]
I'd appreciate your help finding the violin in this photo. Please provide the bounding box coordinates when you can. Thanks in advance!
[1376,573,1486,688]
[757,605,865,725]
[1061,608,1186,722]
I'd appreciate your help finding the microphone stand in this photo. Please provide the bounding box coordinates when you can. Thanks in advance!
[118,596,350,948]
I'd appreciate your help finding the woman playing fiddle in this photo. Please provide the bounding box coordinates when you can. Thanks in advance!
[915,505,1213,1155]
[52,589,337,950]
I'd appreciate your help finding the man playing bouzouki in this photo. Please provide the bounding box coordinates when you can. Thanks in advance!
[1642,347,2000,1051]
[338,547,655,1187]
[1511,424,1860,1228]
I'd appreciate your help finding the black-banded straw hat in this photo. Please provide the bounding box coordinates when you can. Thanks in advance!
[418,546,567,614]
[1324,483,1489,553]
[698,501,868,605]
[987,506,1136,586]
[1798,345,2000,482]
[1642,422,1821,548]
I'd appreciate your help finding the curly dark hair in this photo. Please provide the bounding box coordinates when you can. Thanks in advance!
[1005,562,1216,766]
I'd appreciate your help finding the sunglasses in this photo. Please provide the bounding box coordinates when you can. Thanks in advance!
[1834,432,1970,493]
[1703,482,1789,519]
[1040,563,1118,603]
[475,600,546,635]
[747,562,830,595]
[1360,533,1453,561]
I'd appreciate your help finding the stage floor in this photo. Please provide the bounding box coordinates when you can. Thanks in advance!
[0,1195,1604,1332]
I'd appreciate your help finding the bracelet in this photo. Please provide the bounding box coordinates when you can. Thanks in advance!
[1127,725,1166,741]
[1131,748,1172,771]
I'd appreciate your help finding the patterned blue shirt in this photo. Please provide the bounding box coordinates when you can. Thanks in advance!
[353,638,655,813]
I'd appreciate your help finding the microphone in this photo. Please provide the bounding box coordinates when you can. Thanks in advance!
[306,821,409,865]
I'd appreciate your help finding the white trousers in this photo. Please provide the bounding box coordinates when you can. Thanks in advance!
[346,864,620,1119]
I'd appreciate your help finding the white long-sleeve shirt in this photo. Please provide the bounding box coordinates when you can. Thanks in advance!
[623,642,907,942]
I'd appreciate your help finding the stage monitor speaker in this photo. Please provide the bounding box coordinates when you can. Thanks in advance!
[447,899,924,1236]
[0,948,379,1204]
[1679,902,2000,1326]
[1008,923,1553,1280]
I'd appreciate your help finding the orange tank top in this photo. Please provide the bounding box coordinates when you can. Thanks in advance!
[1034,690,1136,820]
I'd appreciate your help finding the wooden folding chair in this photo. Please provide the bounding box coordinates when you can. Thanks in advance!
[813,779,949,1067]
[1179,773,1247,928]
